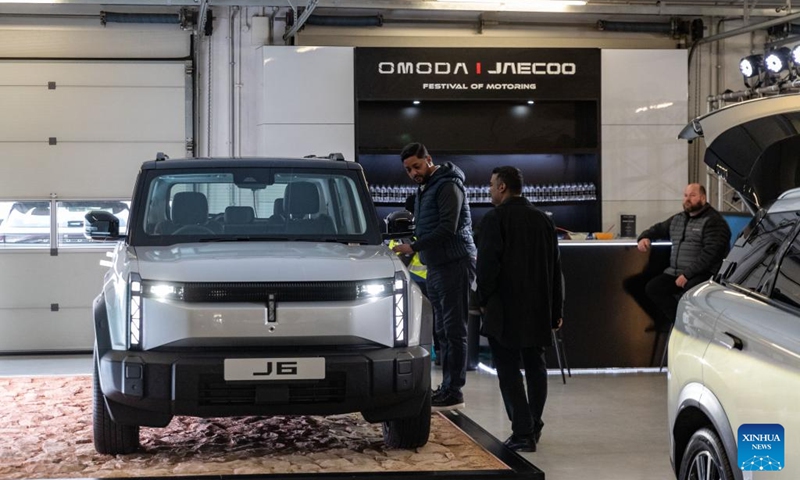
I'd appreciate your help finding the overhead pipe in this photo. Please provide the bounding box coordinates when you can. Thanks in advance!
[306,14,383,27]
[101,12,182,25]
[596,20,674,35]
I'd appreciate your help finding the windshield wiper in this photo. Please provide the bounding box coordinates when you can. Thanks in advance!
[198,237,253,242]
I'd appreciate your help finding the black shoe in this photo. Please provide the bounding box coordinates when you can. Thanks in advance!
[431,390,465,411]
[503,434,536,452]
[431,385,444,400]
[533,430,542,444]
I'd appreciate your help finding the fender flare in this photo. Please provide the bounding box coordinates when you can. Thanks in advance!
[673,382,742,480]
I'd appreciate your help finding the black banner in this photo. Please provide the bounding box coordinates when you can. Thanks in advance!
[355,47,601,101]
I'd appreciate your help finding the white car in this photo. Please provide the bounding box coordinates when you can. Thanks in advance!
[670,95,800,479]
[86,154,433,454]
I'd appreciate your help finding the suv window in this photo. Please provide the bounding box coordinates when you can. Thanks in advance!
[772,231,800,309]
[134,167,373,246]
[722,211,798,290]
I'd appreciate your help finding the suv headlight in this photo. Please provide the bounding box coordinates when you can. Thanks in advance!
[356,279,393,299]
[141,280,185,301]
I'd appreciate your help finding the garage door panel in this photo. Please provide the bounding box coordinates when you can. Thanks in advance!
[0,250,105,352]
[0,62,186,87]
[0,142,186,198]
[0,88,184,141]
[0,29,189,59]
[0,307,93,352]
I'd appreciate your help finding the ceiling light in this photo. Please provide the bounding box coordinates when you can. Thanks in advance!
[765,48,791,74]
[739,55,762,79]
[412,100,421,105]
[436,0,587,7]
[793,45,800,65]
[527,100,535,105]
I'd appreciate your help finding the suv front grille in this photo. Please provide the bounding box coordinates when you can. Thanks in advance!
[198,373,347,406]
[182,281,363,303]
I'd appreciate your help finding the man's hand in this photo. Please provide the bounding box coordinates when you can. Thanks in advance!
[675,274,688,288]
[637,238,651,252]
[392,243,414,255]
[553,318,563,331]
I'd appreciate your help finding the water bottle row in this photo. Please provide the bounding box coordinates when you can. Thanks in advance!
[369,183,597,204]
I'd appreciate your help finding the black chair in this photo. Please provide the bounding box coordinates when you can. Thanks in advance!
[223,206,261,235]
[283,182,336,235]
[156,191,220,235]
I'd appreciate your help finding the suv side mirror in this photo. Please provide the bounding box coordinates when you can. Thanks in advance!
[382,210,415,240]
[85,210,121,240]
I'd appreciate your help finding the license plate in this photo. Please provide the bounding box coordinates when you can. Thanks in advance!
[224,358,325,381]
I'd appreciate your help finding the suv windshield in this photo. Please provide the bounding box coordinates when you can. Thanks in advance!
[132,167,376,246]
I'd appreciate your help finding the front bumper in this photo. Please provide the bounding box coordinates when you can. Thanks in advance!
[97,346,430,427]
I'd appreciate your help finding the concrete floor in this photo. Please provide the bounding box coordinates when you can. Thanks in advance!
[0,355,674,480]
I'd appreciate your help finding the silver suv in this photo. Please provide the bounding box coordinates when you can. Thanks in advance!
[670,95,800,479]
[87,155,433,454]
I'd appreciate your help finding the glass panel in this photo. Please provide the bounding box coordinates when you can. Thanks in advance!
[726,212,798,290]
[773,234,800,309]
[57,200,130,246]
[139,168,369,245]
[0,201,51,246]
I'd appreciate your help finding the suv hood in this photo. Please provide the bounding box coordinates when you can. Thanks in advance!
[679,94,800,212]
[132,242,399,282]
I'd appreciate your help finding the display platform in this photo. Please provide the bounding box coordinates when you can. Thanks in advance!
[0,375,542,480]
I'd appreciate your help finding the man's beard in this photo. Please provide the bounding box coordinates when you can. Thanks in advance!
[684,202,704,214]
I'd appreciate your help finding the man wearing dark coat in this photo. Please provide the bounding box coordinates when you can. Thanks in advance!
[392,143,477,411]
[477,166,564,453]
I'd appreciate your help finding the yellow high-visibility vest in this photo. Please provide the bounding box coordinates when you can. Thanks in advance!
[388,239,427,280]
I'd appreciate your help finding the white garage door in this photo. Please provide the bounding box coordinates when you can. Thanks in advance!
[0,60,189,353]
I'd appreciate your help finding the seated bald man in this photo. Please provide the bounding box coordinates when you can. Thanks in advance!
[636,183,731,332]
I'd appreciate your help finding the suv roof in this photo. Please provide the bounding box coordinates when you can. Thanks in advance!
[679,94,800,212]
[142,156,361,171]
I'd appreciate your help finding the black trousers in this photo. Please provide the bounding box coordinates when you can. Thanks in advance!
[427,256,475,394]
[488,337,547,437]
[644,273,709,327]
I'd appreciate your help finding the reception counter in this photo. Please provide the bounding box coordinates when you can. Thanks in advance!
[468,240,673,370]
[549,240,672,368]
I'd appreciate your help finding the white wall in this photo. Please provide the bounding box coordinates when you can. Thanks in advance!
[601,50,688,235]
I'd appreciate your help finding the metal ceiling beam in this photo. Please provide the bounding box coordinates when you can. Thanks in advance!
[0,0,794,18]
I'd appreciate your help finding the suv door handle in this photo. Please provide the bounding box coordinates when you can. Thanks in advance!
[721,331,744,351]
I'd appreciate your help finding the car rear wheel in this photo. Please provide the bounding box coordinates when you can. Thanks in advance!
[93,356,140,455]
[679,427,734,480]
[382,390,431,449]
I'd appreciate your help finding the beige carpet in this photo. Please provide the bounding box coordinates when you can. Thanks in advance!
[0,375,509,479]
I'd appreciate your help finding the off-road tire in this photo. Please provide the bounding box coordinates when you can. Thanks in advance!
[679,427,734,480]
[92,356,140,454]
[382,390,431,449]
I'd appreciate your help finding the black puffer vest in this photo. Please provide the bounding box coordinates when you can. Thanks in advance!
[414,162,477,266]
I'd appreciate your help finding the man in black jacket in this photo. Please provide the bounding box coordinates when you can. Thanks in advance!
[392,143,477,411]
[637,183,731,331]
[477,166,564,453]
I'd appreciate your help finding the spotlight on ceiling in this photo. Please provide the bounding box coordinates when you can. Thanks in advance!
[765,47,791,75]
[793,45,800,66]
[739,55,762,79]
